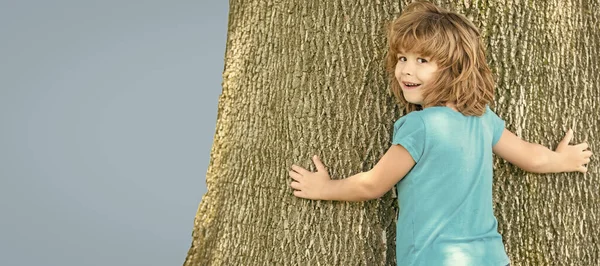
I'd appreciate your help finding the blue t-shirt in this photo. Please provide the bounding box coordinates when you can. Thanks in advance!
[392,106,510,266]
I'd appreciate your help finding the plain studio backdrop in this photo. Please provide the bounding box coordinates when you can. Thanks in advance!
[0,1,226,265]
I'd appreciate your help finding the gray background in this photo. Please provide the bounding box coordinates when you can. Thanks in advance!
[0,1,226,265]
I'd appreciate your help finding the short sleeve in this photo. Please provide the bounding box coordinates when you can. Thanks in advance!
[392,113,426,162]
[486,106,505,146]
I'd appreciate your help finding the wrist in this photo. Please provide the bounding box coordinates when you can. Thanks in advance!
[532,144,563,173]
[555,152,570,173]
[319,179,335,200]
[546,150,567,173]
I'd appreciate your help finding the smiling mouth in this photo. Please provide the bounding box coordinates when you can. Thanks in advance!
[402,82,421,90]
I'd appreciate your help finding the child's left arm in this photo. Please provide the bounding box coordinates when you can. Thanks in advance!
[288,144,416,201]
[493,128,592,173]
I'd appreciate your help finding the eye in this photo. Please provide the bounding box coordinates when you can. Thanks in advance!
[397,56,407,62]
[417,58,428,63]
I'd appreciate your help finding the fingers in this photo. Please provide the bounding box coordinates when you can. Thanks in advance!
[558,129,573,147]
[578,165,588,173]
[289,164,309,197]
[575,142,589,150]
[293,190,304,198]
[291,164,309,175]
[583,150,593,158]
[312,155,327,172]
[289,170,303,181]
[290,181,301,190]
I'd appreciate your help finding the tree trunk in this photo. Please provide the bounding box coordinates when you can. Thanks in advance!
[184,0,599,265]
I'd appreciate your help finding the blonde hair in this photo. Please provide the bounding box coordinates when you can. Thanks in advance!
[385,1,494,116]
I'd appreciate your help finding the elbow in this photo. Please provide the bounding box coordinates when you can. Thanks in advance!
[365,188,384,201]
[372,191,388,200]
[361,171,387,200]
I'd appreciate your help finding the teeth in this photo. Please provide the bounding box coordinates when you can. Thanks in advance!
[405,83,419,86]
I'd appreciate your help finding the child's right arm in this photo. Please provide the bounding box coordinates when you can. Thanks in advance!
[492,129,593,173]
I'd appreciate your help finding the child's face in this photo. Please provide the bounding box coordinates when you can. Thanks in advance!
[394,51,439,105]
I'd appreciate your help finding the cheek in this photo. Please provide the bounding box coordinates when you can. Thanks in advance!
[422,69,438,82]
[426,65,440,79]
[394,64,402,80]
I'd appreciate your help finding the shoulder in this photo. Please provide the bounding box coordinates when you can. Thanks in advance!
[483,105,501,117]
[482,105,505,124]
[393,111,425,129]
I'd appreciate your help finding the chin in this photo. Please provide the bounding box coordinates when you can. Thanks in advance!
[404,98,423,105]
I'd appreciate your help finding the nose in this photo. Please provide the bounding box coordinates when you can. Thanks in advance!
[400,61,414,76]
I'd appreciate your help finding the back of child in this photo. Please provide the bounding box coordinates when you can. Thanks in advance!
[393,107,509,265]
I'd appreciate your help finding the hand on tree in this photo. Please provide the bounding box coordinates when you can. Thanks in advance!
[289,155,332,200]
[556,129,593,173]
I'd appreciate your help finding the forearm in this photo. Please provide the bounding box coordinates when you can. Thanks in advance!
[322,172,375,201]
[529,143,566,173]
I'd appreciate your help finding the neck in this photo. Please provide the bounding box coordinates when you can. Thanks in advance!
[445,102,458,112]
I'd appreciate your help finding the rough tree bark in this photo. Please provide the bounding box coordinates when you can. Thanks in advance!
[185,0,599,265]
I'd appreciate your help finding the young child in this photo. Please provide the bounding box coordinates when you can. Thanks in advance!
[288,1,593,266]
